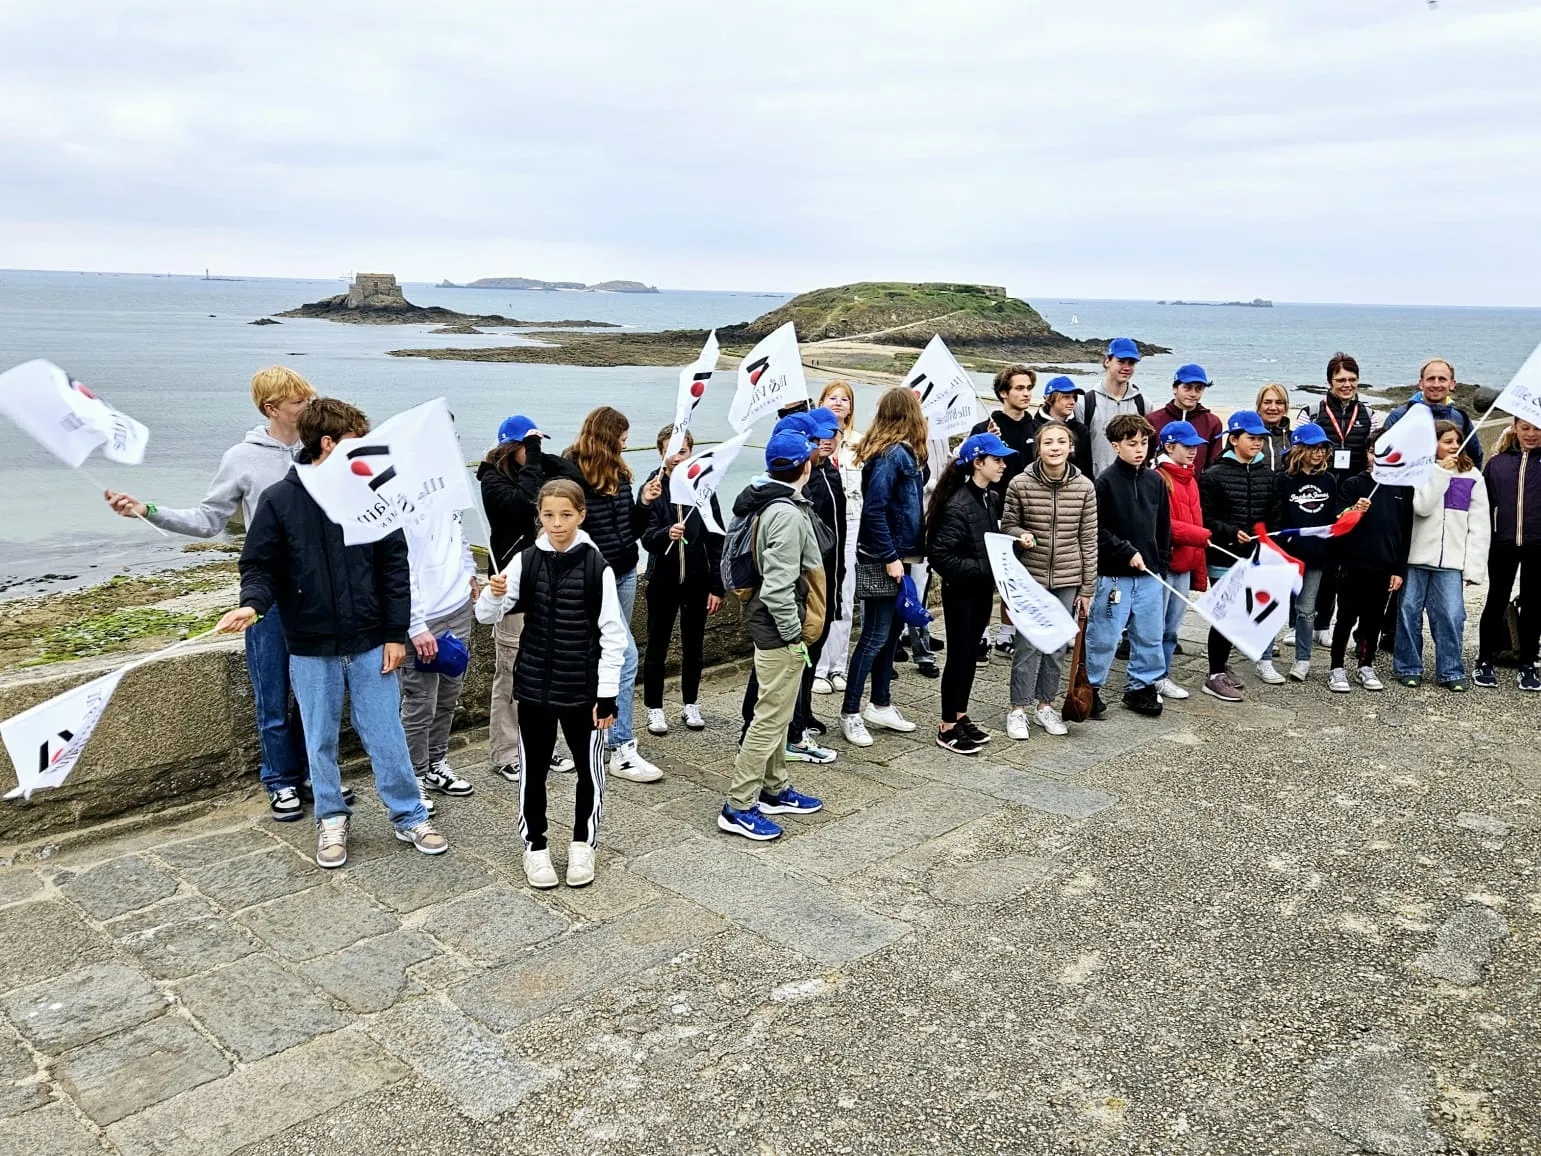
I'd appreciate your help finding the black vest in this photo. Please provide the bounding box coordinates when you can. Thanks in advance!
[512,544,605,709]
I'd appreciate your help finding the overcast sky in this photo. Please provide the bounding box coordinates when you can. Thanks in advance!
[2,0,1538,305]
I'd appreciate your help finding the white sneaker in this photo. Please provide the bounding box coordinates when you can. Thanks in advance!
[646,708,668,736]
[1315,629,1332,649]
[1156,677,1190,700]
[830,673,847,692]
[1281,629,1296,646]
[550,751,575,774]
[1254,660,1286,685]
[1328,667,1351,693]
[681,704,705,730]
[840,713,873,747]
[811,676,834,695]
[862,703,916,733]
[1033,704,1069,735]
[1357,666,1384,691]
[1289,660,1311,682]
[416,779,436,817]
[609,740,663,783]
[566,842,595,887]
[523,848,558,889]
[1005,708,1031,741]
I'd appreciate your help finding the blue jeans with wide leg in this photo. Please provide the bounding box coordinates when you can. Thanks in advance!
[1085,574,1166,692]
[289,647,427,829]
[1394,565,1468,683]
[245,606,307,791]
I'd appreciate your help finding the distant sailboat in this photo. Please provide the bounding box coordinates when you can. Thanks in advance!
[1070,314,1079,325]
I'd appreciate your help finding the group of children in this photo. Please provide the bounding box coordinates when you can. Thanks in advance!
[107,339,1538,886]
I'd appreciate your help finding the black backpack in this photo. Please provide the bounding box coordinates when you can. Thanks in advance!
[720,497,794,602]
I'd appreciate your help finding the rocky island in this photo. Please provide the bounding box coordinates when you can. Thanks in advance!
[387,281,1167,374]
[441,276,660,293]
[279,273,619,327]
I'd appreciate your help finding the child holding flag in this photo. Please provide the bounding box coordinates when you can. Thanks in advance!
[1328,448,1413,693]
[1153,421,1212,700]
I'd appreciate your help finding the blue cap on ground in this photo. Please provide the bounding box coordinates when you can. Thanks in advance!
[497,415,543,445]
[765,429,815,470]
[1044,375,1081,395]
[1291,422,1330,447]
[1106,337,1141,361]
[413,632,470,677]
[1226,410,1268,436]
[1159,420,1207,447]
[955,432,1018,464]
[772,412,816,439]
[802,406,841,439]
[1173,363,1211,385]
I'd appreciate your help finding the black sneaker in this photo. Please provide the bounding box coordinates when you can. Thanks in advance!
[1089,689,1108,720]
[1122,685,1163,717]
[1115,637,1131,660]
[936,727,981,756]
[894,643,910,663]
[956,716,991,745]
[930,636,946,652]
[1473,661,1497,688]
[494,762,519,783]
[1173,642,1185,656]
[974,639,991,667]
[1520,665,1541,692]
[298,780,355,806]
[992,638,1015,657]
[268,786,304,822]
[915,660,940,679]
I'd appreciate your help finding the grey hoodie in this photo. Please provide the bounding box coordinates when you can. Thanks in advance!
[147,424,300,537]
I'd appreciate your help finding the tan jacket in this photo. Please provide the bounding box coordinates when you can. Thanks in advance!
[1000,463,1098,600]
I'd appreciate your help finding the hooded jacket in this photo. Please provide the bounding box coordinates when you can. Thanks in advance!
[1385,394,1483,466]
[1335,473,1413,577]
[1200,450,1274,568]
[404,511,476,637]
[731,479,827,650]
[1155,456,1211,586]
[639,467,726,595]
[1410,465,1490,580]
[806,457,848,614]
[1094,457,1171,577]
[858,443,925,564]
[477,448,585,572]
[1260,416,1292,472]
[1483,443,1541,548]
[969,408,1040,491]
[928,477,1000,590]
[149,424,299,537]
[1034,409,1094,477]
[239,468,411,657]
[1000,459,1098,599]
[1147,401,1224,475]
[1269,469,1340,568]
[1076,383,1148,477]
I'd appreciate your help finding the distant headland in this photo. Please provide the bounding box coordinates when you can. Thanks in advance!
[440,276,660,294]
[273,273,619,327]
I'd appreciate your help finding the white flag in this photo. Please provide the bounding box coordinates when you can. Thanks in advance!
[728,323,808,432]
[1495,340,1541,428]
[1371,403,1437,487]
[0,359,149,467]
[984,532,1078,654]
[2,668,128,800]
[297,397,476,545]
[664,331,719,460]
[669,431,751,535]
[902,335,985,438]
[1191,561,1302,661]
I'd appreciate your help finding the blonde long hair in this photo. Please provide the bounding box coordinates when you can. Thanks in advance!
[856,387,928,469]
[818,380,857,435]
[1255,382,1289,415]
[1285,444,1328,476]
[565,406,631,495]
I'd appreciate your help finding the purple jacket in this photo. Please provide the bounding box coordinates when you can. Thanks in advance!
[1483,445,1541,547]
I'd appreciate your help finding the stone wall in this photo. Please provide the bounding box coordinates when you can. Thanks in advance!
[0,578,752,844]
[345,273,401,308]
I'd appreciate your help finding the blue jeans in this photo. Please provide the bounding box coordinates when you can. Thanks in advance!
[607,568,639,749]
[842,595,902,714]
[1294,568,1325,662]
[1085,574,1165,691]
[1394,565,1467,682]
[245,606,307,791]
[289,647,427,829]
[1161,570,1192,677]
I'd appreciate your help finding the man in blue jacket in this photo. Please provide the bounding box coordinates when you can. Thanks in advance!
[216,397,449,870]
[1383,358,1484,466]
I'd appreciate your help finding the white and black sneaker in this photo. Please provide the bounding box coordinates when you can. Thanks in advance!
[550,751,576,774]
[494,762,519,783]
[936,726,982,756]
[421,760,475,797]
[268,786,304,822]
[415,778,437,817]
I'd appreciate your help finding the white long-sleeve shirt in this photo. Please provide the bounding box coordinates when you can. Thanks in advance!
[474,530,627,697]
[405,510,477,637]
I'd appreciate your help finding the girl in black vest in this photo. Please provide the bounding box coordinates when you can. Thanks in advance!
[476,479,628,892]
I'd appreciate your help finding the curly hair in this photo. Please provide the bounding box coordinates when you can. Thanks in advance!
[565,406,631,495]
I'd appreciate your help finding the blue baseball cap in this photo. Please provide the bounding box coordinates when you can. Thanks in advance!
[1106,337,1141,361]
[413,632,470,677]
[1044,375,1081,396]
[772,412,816,439]
[1173,363,1210,386]
[1159,420,1207,447]
[1291,422,1330,447]
[802,406,841,439]
[765,429,815,470]
[497,415,543,445]
[955,432,1018,464]
[1226,410,1268,436]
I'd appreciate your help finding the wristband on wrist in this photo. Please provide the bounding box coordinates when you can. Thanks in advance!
[144,502,157,518]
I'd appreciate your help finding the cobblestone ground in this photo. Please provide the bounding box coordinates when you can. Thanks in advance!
[0,613,1537,1155]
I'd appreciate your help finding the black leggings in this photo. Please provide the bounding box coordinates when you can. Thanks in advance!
[940,581,995,721]
[1478,541,1541,665]
[515,702,606,852]
[643,569,711,708]
[1331,566,1394,670]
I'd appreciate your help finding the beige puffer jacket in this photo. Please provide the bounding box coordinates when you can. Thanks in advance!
[1000,461,1098,600]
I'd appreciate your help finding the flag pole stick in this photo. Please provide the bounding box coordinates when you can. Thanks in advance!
[1455,394,1504,458]
[79,466,171,537]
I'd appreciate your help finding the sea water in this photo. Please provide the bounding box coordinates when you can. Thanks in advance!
[1,269,1537,596]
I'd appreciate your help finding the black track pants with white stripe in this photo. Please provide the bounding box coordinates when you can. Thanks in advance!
[515,703,606,852]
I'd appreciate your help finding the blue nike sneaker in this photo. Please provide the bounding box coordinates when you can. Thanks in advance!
[758,786,824,815]
[717,804,783,841]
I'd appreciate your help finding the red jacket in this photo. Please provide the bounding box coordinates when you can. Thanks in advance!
[1148,402,1224,475]
[1156,457,1211,588]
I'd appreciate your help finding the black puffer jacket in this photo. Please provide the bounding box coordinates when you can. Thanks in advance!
[1200,452,1274,567]
[239,469,410,656]
[1314,394,1375,478]
[561,461,651,575]
[478,448,585,572]
[639,467,726,595]
[928,480,999,589]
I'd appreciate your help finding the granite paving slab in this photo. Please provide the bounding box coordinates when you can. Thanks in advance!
[108,895,258,980]
[54,1013,230,1125]
[300,930,439,1013]
[55,855,179,921]
[3,961,167,1052]
[0,901,114,991]
[174,954,346,1061]
[421,886,568,966]
[234,881,397,961]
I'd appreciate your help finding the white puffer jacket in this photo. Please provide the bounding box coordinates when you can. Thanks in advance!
[1409,465,1490,582]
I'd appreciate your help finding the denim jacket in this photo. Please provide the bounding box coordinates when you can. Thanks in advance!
[858,444,925,564]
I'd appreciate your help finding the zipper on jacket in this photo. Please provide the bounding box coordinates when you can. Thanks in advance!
[1517,451,1529,547]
